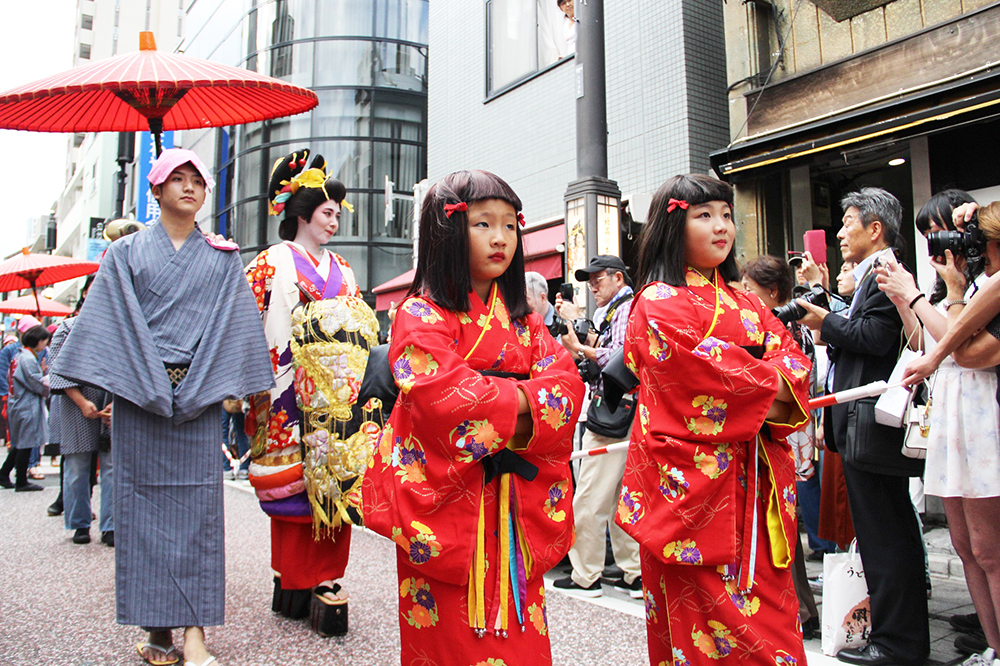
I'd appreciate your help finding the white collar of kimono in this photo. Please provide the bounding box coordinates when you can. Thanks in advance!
[284,240,332,280]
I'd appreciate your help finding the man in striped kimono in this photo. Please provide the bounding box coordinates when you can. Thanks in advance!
[52,149,274,666]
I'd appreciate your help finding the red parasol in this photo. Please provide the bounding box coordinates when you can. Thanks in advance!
[0,294,73,318]
[0,248,99,317]
[0,249,99,293]
[0,31,318,153]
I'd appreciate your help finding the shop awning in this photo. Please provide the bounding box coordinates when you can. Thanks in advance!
[370,222,566,311]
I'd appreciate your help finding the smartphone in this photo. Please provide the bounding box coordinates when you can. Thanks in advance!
[804,230,827,265]
[558,283,575,301]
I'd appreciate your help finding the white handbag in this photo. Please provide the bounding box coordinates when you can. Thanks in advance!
[902,377,933,459]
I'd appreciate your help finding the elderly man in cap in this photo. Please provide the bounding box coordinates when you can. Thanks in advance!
[52,148,274,666]
[553,255,642,598]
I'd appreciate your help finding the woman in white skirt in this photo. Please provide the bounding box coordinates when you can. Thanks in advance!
[877,190,1000,665]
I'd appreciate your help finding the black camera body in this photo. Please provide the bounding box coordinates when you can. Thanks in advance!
[927,214,986,260]
[772,284,829,325]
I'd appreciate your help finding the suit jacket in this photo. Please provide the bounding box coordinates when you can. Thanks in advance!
[821,261,924,476]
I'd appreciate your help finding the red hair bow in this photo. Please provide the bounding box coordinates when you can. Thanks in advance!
[444,201,468,218]
[517,212,525,228]
[666,198,689,213]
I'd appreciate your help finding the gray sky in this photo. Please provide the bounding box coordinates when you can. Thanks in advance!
[0,0,76,258]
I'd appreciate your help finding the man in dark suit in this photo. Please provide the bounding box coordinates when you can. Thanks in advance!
[797,187,928,666]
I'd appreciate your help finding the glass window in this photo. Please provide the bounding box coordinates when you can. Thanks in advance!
[310,140,371,192]
[487,0,573,94]
[339,192,369,238]
[81,14,93,30]
[330,245,370,292]
[373,92,426,142]
[270,0,296,77]
[374,43,427,92]
[79,43,91,59]
[375,0,429,44]
[374,142,423,195]
[316,0,374,38]
[312,89,371,139]
[313,40,373,87]
[370,242,415,288]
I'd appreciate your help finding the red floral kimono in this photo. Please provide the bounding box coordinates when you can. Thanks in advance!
[619,268,811,666]
[362,283,585,666]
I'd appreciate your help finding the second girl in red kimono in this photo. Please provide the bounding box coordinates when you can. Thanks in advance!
[362,170,585,666]
[620,174,812,666]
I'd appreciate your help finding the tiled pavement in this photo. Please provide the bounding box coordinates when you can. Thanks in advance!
[0,462,980,665]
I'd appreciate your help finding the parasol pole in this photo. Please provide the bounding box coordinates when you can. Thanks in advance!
[148,117,163,156]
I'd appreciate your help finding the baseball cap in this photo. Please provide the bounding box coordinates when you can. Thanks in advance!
[575,255,628,282]
[147,148,215,193]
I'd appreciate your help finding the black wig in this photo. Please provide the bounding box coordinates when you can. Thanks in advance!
[636,174,738,287]
[409,170,530,319]
[267,148,348,242]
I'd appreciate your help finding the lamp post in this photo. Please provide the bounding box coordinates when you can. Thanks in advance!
[564,0,620,315]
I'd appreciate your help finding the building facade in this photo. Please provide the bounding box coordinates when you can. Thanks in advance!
[406,0,728,296]
[180,0,428,308]
[713,0,1000,286]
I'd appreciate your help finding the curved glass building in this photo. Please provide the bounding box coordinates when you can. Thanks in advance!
[184,0,427,298]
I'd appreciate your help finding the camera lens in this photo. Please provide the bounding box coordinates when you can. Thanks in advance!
[926,230,964,258]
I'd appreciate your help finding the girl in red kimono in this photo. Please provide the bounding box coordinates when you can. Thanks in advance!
[362,170,585,666]
[620,174,811,666]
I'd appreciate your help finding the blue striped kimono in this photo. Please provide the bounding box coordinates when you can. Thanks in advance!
[51,222,274,628]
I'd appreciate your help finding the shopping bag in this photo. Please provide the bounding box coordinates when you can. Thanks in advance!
[821,541,871,656]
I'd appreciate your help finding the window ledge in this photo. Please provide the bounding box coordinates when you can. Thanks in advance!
[485,53,574,103]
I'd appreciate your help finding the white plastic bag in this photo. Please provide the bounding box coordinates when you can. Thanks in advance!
[875,348,921,427]
[821,541,871,656]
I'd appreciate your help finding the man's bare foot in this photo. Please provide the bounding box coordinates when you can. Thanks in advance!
[317,579,348,602]
[182,626,213,665]
[138,629,178,664]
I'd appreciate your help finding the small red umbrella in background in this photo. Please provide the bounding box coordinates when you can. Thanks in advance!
[0,249,99,317]
[0,294,73,318]
[0,31,318,154]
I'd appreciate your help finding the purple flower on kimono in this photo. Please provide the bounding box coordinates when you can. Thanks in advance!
[715,450,731,473]
[705,405,726,424]
[513,320,528,335]
[462,438,489,461]
[455,420,471,437]
[548,485,564,504]
[399,447,427,467]
[414,588,436,610]
[491,349,506,370]
[410,540,433,564]
[534,355,555,370]
[678,544,702,564]
[713,636,733,656]
[408,301,433,318]
[546,392,564,410]
[393,357,413,381]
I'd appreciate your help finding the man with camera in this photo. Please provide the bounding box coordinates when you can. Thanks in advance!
[797,188,929,666]
[552,255,642,598]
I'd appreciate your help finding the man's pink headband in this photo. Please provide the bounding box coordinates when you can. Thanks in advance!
[147,148,216,193]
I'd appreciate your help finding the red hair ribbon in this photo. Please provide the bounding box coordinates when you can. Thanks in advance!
[444,201,468,218]
[517,212,525,227]
[666,198,689,213]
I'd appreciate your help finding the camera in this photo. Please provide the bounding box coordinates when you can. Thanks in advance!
[550,282,581,338]
[772,284,829,325]
[926,214,985,260]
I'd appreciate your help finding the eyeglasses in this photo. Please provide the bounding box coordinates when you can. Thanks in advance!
[588,274,609,290]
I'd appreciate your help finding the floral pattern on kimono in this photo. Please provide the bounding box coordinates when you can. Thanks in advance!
[244,242,360,514]
[364,287,584,582]
[618,268,811,569]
